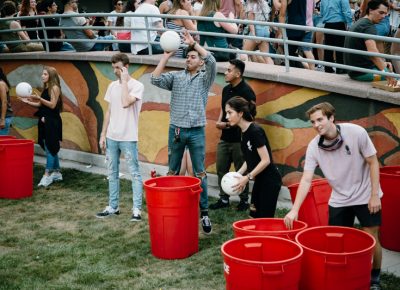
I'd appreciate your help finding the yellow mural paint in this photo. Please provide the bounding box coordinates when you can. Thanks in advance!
[61,112,91,152]
[131,65,148,80]
[260,124,294,151]
[14,125,38,141]
[256,88,328,117]
[138,111,169,162]
[90,63,113,115]
[384,113,400,135]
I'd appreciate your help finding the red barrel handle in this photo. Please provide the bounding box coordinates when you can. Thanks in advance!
[147,182,157,187]
[325,256,347,266]
[0,145,4,152]
[242,225,256,230]
[190,187,202,195]
[261,265,284,276]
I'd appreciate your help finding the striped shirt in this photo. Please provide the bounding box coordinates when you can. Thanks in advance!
[151,53,216,128]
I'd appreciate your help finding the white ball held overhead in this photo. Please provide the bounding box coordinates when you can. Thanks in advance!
[16,82,32,98]
[221,172,242,196]
[160,31,181,52]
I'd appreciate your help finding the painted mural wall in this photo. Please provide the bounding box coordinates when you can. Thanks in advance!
[2,60,399,185]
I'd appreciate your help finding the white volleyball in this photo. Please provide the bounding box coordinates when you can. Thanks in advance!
[221,172,242,196]
[16,82,32,98]
[160,31,181,52]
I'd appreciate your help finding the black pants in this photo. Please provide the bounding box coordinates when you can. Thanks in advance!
[324,22,346,73]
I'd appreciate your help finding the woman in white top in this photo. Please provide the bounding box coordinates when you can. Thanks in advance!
[242,0,274,65]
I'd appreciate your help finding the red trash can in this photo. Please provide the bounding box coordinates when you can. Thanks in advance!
[296,226,376,290]
[0,135,16,140]
[0,139,34,199]
[232,218,307,241]
[221,236,303,290]
[380,166,400,252]
[288,179,331,227]
[144,176,202,259]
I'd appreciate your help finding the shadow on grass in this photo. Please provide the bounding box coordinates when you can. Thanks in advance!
[0,164,398,289]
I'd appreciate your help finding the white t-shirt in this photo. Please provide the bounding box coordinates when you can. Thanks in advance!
[104,78,144,141]
[130,3,162,54]
[304,123,383,207]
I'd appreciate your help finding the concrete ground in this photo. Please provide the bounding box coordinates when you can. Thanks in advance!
[34,151,400,277]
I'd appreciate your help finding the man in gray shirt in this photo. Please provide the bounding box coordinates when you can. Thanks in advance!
[151,31,216,235]
[60,0,114,52]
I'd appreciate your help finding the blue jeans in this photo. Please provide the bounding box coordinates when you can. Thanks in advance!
[90,35,115,51]
[44,141,60,172]
[168,125,208,211]
[60,42,75,51]
[106,138,143,211]
[0,116,12,135]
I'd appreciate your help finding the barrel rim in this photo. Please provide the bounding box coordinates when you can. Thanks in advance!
[221,236,303,266]
[295,226,376,256]
[232,218,308,234]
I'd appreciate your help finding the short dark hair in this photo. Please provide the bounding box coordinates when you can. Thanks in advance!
[1,1,16,17]
[367,0,389,14]
[111,53,130,65]
[306,102,336,121]
[61,0,74,6]
[229,59,245,77]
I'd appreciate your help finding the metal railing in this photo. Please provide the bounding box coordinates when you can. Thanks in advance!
[1,12,400,79]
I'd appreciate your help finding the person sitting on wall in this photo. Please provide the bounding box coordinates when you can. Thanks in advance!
[344,0,397,86]
[59,0,115,52]
[0,1,44,52]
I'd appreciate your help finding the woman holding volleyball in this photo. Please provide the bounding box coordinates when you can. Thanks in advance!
[225,96,281,218]
[20,66,63,187]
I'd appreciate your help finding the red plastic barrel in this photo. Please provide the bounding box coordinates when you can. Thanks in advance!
[288,179,331,227]
[144,176,202,259]
[221,236,303,290]
[0,135,16,140]
[0,139,34,199]
[232,218,307,241]
[380,166,400,252]
[295,226,376,290]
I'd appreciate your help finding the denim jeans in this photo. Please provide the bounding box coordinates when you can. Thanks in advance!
[106,138,143,211]
[216,140,249,202]
[44,141,60,173]
[168,125,208,211]
[90,35,115,51]
[0,116,12,135]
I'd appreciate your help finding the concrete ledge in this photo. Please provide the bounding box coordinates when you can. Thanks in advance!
[2,51,399,105]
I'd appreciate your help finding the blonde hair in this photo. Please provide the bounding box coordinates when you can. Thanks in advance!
[199,0,220,16]
[43,66,63,110]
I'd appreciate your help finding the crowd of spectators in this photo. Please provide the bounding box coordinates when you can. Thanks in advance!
[1,0,400,78]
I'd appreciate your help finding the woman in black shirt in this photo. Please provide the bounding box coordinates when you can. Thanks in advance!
[225,96,282,218]
[20,66,63,187]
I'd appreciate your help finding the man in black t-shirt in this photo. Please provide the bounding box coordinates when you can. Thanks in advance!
[344,0,396,85]
[210,59,256,211]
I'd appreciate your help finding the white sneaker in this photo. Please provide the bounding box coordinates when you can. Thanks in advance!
[38,175,53,187]
[50,171,63,182]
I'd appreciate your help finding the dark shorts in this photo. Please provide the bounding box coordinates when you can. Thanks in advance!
[329,204,381,227]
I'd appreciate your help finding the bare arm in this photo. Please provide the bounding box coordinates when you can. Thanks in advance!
[365,154,381,214]
[365,39,397,85]
[284,170,314,229]
[215,11,238,35]
[99,105,111,153]
[0,83,7,129]
[216,108,229,130]
[35,86,60,109]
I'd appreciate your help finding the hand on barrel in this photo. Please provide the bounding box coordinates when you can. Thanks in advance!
[284,210,298,230]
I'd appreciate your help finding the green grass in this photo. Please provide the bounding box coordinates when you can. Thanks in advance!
[0,165,399,289]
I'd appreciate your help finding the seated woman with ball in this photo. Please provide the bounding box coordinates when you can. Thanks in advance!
[225,96,282,218]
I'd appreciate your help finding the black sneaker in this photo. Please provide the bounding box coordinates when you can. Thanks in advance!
[130,208,142,222]
[96,206,120,218]
[370,282,381,290]
[236,200,249,211]
[209,199,229,210]
[201,215,212,234]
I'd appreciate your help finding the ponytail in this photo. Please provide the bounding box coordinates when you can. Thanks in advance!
[226,96,256,122]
